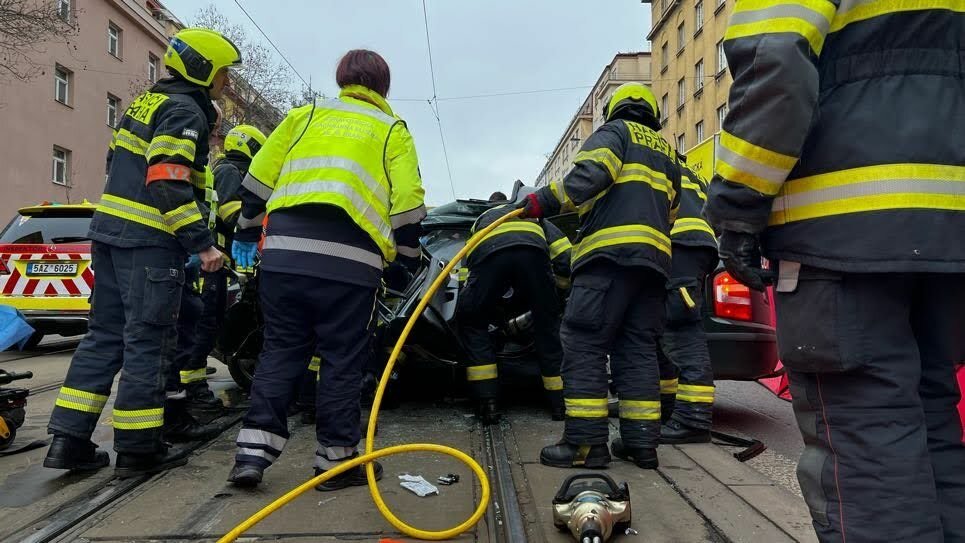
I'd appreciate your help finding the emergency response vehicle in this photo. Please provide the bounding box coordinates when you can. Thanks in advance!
[0,202,96,348]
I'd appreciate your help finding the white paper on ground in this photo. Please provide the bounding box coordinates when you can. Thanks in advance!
[398,474,439,497]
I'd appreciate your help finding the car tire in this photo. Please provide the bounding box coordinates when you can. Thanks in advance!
[227,356,256,392]
[22,332,44,350]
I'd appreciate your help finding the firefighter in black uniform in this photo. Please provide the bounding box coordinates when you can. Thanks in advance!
[521,82,681,470]
[657,156,718,443]
[178,124,267,410]
[44,28,238,477]
[707,4,964,541]
[456,190,571,424]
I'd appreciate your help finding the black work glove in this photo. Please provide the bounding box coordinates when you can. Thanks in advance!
[718,231,776,292]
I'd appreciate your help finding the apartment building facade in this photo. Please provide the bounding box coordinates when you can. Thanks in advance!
[0,0,177,219]
[536,52,652,188]
[645,0,733,156]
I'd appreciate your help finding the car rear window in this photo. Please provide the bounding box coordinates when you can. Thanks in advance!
[427,201,491,217]
[0,214,92,244]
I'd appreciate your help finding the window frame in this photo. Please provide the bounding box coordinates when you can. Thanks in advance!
[54,65,70,105]
[695,1,705,33]
[677,22,686,53]
[718,103,729,130]
[696,120,705,142]
[107,94,120,127]
[716,40,728,76]
[677,133,686,151]
[660,42,669,73]
[677,77,686,108]
[52,147,70,186]
[148,53,160,82]
[57,0,71,23]
[695,59,705,93]
[660,94,669,123]
[108,22,122,58]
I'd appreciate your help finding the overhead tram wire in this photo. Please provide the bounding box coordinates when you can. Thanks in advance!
[232,0,313,94]
[422,0,457,201]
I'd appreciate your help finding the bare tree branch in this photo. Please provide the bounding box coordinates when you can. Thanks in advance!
[191,3,292,133]
[0,0,78,81]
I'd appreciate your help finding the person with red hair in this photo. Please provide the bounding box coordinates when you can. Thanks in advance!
[228,49,426,492]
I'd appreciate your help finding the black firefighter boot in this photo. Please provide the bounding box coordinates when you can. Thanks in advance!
[660,418,711,444]
[43,435,110,471]
[477,398,501,426]
[163,398,222,443]
[610,438,659,469]
[185,382,224,412]
[115,443,189,479]
[539,441,611,469]
[315,458,384,492]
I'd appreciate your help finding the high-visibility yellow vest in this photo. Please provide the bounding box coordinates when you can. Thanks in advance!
[251,86,416,261]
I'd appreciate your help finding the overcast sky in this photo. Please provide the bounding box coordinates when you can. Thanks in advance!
[163,1,652,205]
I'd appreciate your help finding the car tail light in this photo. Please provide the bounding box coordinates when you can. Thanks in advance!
[714,271,752,321]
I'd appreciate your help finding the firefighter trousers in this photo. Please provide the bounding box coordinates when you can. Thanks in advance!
[181,269,227,392]
[776,264,965,543]
[455,247,563,403]
[169,268,203,393]
[658,247,717,429]
[48,242,184,453]
[235,271,376,471]
[561,261,666,448]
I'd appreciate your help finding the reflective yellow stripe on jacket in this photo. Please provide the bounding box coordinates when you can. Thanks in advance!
[725,0,837,55]
[671,217,715,237]
[716,130,798,196]
[769,163,965,225]
[572,224,672,263]
[97,194,202,235]
[466,221,546,257]
[548,237,572,260]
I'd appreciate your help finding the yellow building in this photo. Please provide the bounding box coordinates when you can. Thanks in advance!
[536,52,652,188]
[644,0,733,156]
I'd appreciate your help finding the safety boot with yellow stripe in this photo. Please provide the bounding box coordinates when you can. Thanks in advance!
[539,441,611,469]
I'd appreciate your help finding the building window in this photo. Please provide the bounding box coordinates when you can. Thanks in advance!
[108,23,122,58]
[52,147,70,186]
[696,120,705,142]
[661,42,668,72]
[57,0,71,22]
[677,77,686,107]
[695,59,705,92]
[661,94,669,121]
[677,23,686,52]
[107,94,120,127]
[695,2,705,32]
[54,65,71,105]
[717,40,728,74]
[718,103,729,130]
[148,53,160,82]
[677,133,686,151]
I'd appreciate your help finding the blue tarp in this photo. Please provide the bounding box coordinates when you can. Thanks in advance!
[0,305,35,351]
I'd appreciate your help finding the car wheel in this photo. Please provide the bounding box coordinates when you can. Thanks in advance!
[227,356,256,392]
[22,332,44,350]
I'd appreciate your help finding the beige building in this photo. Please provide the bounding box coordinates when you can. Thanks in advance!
[535,52,652,188]
[644,0,733,156]
[0,0,178,219]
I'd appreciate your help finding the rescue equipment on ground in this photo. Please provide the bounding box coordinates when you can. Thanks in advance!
[0,369,32,451]
[217,210,526,542]
[552,473,632,543]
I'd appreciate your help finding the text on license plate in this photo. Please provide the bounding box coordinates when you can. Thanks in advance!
[27,263,78,275]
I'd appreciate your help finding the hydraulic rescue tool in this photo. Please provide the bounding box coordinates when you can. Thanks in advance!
[217,209,528,542]
[552,473,632,543]
[0,369,33,451]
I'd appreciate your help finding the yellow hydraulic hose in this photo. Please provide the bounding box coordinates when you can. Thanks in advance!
[218,208,527,542]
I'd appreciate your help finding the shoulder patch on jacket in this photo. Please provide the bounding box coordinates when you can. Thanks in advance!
[182,128,199,140]
[125,92,169,125]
